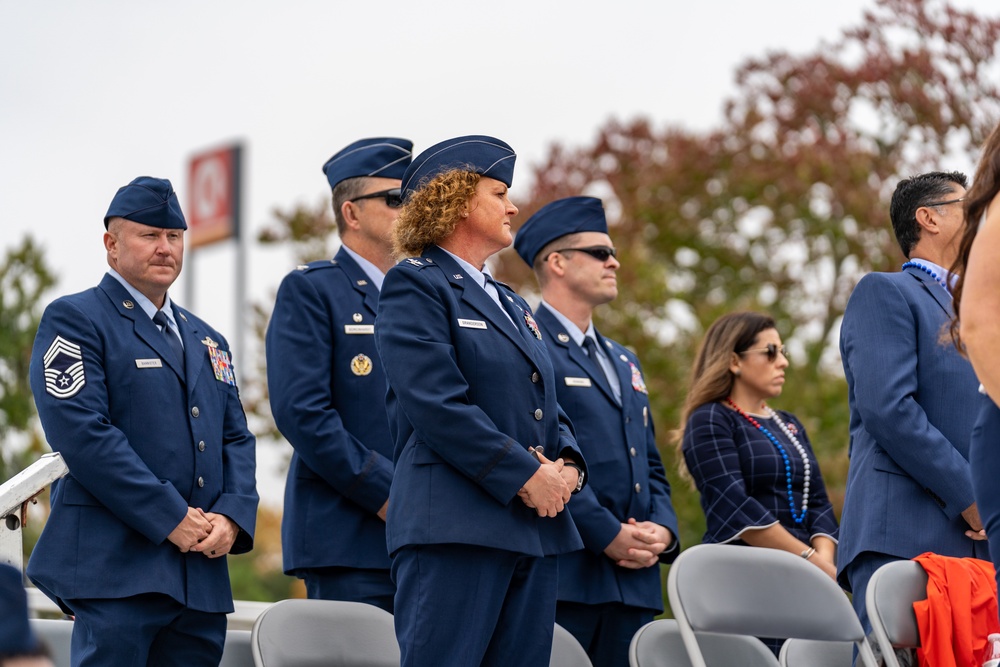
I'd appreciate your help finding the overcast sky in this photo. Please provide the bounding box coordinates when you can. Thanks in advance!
[4,0,995,503]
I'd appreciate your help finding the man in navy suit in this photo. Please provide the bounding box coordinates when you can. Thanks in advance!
[27,177,258,666]
[266,137,412,611]
[514,196,679,667]
[839,171,989,635]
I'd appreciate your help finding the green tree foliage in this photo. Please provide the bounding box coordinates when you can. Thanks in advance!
[0,236,56,483]
[494,0,1000,555]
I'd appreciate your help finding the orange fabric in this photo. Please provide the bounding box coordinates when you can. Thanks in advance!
[913,552,999,667]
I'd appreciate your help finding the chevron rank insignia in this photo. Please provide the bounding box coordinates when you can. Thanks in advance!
[43,335,86,399]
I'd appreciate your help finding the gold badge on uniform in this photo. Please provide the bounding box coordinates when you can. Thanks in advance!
[351,354,373,376]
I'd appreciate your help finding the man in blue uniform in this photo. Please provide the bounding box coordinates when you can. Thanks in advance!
[266,137,412,611]
[514,196,679,667]
[27,177,258,666]
[839,171,989,636]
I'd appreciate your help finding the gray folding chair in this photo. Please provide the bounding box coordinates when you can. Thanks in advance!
[550,622,594,667]
[629,618,777,667]
[865,559,927,667]
[666,544,878,667]
[221,629,254,667]
[778,637,854,666]
[30,618,73,667]
[250,599,399,667]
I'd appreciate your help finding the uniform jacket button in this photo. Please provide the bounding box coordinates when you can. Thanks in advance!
[634,483,642,493]
[198,441,206,452]
[531,372,540,384]
[533,409,543,421]
[197,477,205,488]
[191,406,200,418]
[630,447,637,457]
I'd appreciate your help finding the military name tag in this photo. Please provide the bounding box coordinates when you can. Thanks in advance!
[344,324,375,335]
[458,319,487,330]
[135,358,163,368]
[565,377,592,387]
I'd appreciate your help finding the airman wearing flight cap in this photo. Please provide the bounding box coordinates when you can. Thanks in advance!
[375,136,587,667]
[27,176,258,666]
[266,137,412,611]
[515,196,679,667]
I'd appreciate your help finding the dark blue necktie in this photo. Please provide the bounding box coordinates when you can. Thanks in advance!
[152,310,184,370]
[581,336,606,381]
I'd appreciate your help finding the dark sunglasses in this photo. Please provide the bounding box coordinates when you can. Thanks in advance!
[545,245,617,262]
[739,343,787,362]
[349,188,403,209]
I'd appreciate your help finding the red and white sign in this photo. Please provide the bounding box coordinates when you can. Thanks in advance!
[187,144,242,249]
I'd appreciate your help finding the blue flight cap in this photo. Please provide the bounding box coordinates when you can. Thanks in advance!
[0,564,41,656]
[103,176,187,230]
[514,196,608,266]
[401,135,516,200]
[322,137,414,190]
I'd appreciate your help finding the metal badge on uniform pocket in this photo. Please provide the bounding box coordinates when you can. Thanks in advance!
[351,354,373,376]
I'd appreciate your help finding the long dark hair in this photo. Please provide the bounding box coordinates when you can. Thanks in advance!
[673,311,776,481]
[950,120,1000,350]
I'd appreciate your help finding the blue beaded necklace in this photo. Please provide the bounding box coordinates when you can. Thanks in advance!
[902,261,949,292]
[726,398,810,524]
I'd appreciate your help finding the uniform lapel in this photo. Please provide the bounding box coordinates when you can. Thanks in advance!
[173,305,203,389]
[99,275,186,381]
[425,246,535,360]
[536,306,617,404]
[335,247,381,317]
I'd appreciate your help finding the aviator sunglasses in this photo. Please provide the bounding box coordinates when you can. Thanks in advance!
[349,188,404,209]
[739,343,787,362]
[544,245,618,262]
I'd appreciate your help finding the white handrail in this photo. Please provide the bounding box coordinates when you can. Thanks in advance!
[0,452,68,570]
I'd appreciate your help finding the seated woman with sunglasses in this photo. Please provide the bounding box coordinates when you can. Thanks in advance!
[676,311,839,579]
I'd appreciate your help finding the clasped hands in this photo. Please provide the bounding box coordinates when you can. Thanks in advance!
[605,519,673,569]
[166,507,238,558]
[518,450,579,517]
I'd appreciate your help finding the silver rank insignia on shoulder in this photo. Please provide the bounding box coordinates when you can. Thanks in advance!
[201,337,219,348]
[357,280,368,286]
[351,354,373,376]
[352,313,363,323]
[557,333,570,343]
[122,300,135,309]
[43,335,86,399]
[406,258,423,267]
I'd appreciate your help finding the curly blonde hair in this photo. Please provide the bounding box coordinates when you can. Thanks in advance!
[393,169,480,257]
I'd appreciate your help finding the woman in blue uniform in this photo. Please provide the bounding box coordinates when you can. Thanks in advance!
[676,311,839,653]
[374,135,587,667]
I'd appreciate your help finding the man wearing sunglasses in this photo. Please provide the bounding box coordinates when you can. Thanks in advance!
[839,171,989,639]
[514,196,679,667]
[266,137,412,611]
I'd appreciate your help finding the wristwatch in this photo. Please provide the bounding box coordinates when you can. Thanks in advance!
[563,462,585,494]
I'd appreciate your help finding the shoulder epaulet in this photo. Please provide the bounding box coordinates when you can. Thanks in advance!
[295,258,341,273]
[399,256,437,270]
